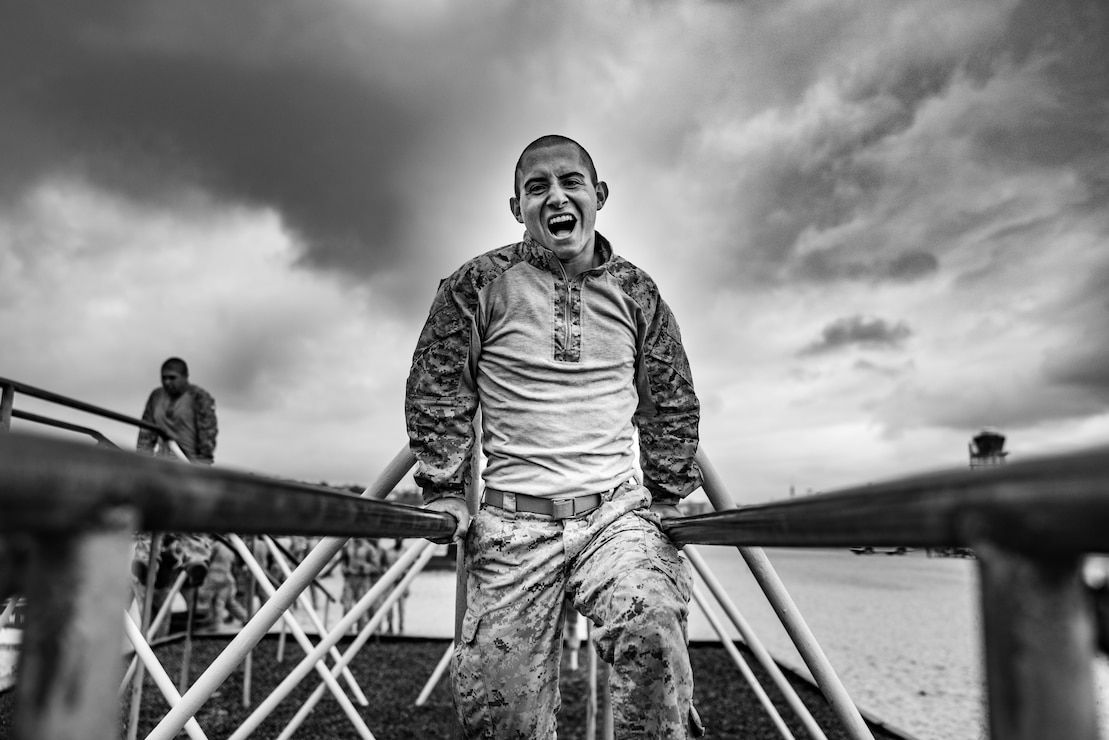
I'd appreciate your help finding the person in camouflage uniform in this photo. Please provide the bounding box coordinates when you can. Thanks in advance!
[132,358,219,635]
[406,135,702,738]
[340,538,382,634]
[136,357,218,464]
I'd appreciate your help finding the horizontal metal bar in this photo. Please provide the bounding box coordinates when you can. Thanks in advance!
[11,409,119,447]
[0,431,453,540]
[0,376,165,436]
[665,444,1109,555]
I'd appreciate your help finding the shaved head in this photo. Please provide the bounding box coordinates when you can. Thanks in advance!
[161,357,189,377]
[514,135,598,198]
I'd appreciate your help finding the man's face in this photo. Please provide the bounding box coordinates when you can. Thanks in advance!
[510,143,608,269]
[161,369,187,398]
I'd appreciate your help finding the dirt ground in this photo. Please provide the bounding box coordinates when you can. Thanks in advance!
[0,635,911,739]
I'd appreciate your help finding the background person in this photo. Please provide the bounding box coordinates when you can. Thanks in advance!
[132,357,219,635]
[136,356,217,464]
[340,537,382,635]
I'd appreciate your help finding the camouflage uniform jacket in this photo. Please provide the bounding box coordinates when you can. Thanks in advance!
[137,384,218,464]
[406,233,701,506]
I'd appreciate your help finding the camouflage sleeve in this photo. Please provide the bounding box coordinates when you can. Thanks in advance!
[136,390,159,454]
[192,387,218,464]
[405,272,479,504]
[634,291,702,505]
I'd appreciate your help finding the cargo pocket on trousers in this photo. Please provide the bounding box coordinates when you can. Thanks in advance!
[461,607,482,644]
[635,517,694,604]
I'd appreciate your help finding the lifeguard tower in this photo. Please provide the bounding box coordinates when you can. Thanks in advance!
[969,428,1008,468]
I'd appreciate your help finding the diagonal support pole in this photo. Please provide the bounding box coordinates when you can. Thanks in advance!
[695,447,874,740]
[231,540,434,740]
[120,569,190,695]
[145,444,418,740]
[685,545,827,740]
[415,640,455,706]
[225,533,374,738]
[261,534,370,705]
[273,542,438,740]
[122,612,208,740]
[690,585,796,740]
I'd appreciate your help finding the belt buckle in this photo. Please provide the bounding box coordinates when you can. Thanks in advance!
[552,498,574,519]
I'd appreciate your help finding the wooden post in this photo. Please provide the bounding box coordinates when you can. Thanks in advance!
[975,539,1099,740]
[14,506,139,740]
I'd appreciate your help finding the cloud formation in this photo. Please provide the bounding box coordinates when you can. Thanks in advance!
[801,316,913,356]
[2,0,1108,500]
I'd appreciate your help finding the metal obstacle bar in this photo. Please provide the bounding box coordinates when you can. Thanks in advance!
[665,445,1109,740]
[0,432,453,540]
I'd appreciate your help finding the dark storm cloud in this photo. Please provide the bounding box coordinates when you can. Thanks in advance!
[797,248,939,284]
[801,315,912,356]
[1046,345,1109,406]
[703,0,1109,290]
[1043,264,1109,407]
[0,1,431,275]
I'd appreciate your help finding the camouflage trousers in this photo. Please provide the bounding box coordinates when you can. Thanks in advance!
[131,533,215,637]
[454,481,694,739]
[342,573,377,632]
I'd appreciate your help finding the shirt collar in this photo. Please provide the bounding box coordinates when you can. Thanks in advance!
[521,232,614,275]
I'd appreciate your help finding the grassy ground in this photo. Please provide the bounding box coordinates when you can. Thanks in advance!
[1,635,909,739]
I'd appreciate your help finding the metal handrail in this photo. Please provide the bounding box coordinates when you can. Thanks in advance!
[0,431,454,540]
[0,376,166,438]
[664,444,1109,553]
[10,409,119,447]
[660,445,1109,740]
[2,376,1105,739]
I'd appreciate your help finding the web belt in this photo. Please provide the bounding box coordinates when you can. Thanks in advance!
[483,489,603,520]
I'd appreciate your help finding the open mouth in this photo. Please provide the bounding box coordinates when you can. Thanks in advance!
[547,213,577,237]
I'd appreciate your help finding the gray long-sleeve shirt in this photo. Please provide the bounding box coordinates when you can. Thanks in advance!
[405,233,701,505]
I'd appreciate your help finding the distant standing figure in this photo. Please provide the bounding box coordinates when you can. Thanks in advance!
[340,538,382,634]
[137,356,218,464]
[132,357,219,635]
[203,540,248,626]
[382,538,408,634]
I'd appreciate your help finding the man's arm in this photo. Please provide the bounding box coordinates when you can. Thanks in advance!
[193,387,218,464]
[634,292,703,510]
[136,391,159,454]
[405,270,482,539]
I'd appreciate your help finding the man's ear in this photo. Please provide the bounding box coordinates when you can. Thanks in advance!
[509,196,523,223]
[595,181,610,210]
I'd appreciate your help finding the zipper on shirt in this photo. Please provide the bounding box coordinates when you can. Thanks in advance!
[554,263,585,363]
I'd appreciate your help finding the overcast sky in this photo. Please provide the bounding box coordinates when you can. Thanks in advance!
[2,0,1107,503]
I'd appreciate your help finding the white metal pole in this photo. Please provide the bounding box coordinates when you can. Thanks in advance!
[145,444,415,740]
[273,543,437,740]
[415,641,455,706]
[262,534,370,705]
[0,597,16,628]
[690,585,796,740]
[231,540,432,740]
[696,447,874,740]
[685,545,827,740]
[122,612,209,740]
[120,569,190,695]
[224,533,374,738]
[127,531,164,740]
